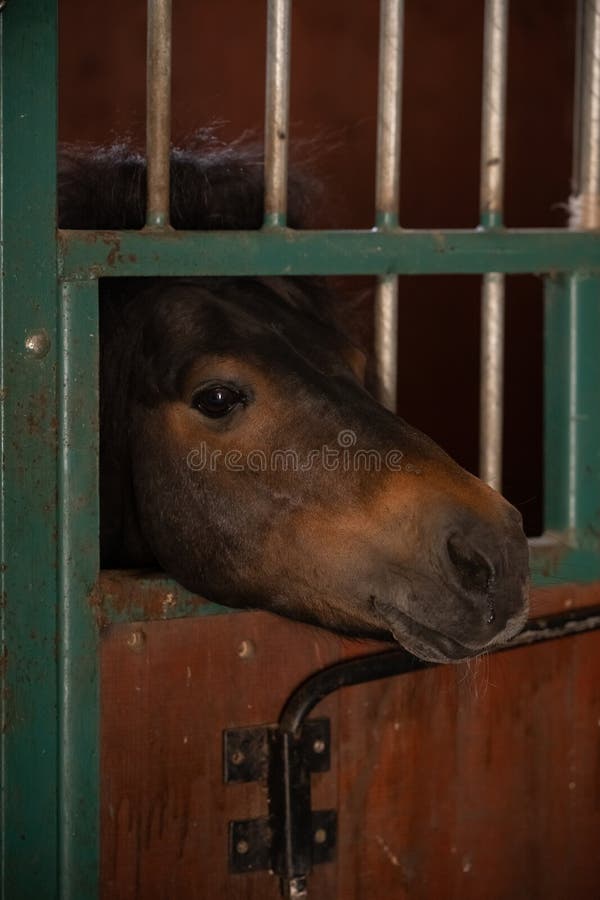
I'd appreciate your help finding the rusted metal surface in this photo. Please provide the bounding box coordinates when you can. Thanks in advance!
[97,570,231,625]
[57,227,600,280]
[1,3,61,897]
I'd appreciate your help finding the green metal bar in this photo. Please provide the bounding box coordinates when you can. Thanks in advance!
[479,211,503,229]
[58,281,100,898]
[0,2,59,897]
[530,541,600,584]
[59,228,600,279]
[98,572,232,625]
[544,273,600,548]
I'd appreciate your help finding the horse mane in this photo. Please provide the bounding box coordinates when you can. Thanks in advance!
[57,132,317,231]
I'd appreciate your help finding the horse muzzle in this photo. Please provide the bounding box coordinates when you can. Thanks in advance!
[372,503,530,663]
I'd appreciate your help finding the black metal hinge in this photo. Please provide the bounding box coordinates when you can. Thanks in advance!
[224,718,336,877]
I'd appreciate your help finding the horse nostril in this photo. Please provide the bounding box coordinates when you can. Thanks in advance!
[446,532,495,596]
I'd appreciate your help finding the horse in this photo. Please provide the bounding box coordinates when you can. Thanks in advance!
[58,137,529,664]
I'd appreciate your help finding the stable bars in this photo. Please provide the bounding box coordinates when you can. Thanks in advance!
[143,0,599,523]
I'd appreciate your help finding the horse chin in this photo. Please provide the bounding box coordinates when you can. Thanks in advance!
[372,596,527,664]
[375,602,479,663]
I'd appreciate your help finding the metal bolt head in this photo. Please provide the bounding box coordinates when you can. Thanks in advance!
[237,639,256,659]
[126,630,146,652]
[312,738,326,754]
[235,839,249,855]
[314,827,327,845]
[287,876,308,899]
[231,750,245,766]
[24,329,51,359]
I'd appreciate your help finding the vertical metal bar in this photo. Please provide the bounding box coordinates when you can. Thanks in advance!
[374,275,399,411]
[1,1,60,896]
[573,0,600,228]
[374,0,404,411]
[544,273,600,542]
[479,271,505,489]
[479,0,509,230]
[374,0,403,230]
[546,1,600,544]
[572,0,585,197]
[146,0,172,229]
[264,0,292,228]
[478,0,509,490]
[58,280,100,898]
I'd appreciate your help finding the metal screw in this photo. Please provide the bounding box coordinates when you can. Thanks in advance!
[314,827,327,844]
[237,639,256,659]
[161,591,176,616]
[287,875,308,899]
[231,750,245,765]
[24,329,51,359]
[236,839,249,855]
[312,738,326,754]
[126,630,146,652]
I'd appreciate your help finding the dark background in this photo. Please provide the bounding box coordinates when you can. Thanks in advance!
[59,0,577,535]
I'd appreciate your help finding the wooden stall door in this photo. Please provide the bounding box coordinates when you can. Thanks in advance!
[101,601,600,900]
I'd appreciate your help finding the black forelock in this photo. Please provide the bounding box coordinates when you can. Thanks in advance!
[57,134,374,361]
[110,277,353,406]
[57,131,318,231]
[58,134,348,348]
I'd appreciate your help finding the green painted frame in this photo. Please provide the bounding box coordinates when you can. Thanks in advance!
[2,3,600,898]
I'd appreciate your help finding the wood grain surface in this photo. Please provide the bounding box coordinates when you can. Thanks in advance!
[101,584,600,900]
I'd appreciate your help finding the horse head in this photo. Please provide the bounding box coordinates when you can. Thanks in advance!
[60,140,529,663]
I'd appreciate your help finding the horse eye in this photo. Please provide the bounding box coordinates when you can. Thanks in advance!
[191,385,244,419]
